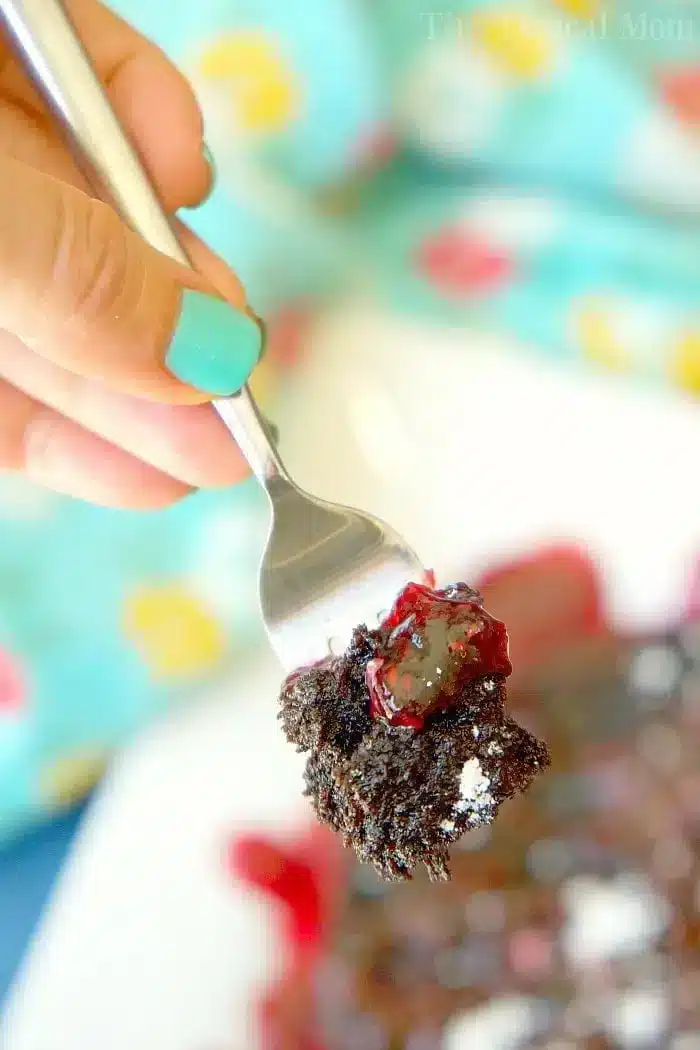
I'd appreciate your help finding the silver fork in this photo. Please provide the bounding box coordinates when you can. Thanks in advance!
[1,0,424,671]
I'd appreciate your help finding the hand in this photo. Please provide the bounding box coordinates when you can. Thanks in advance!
[0,0,262,508]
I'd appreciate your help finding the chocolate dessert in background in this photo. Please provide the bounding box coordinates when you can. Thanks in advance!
[233,548,700,1050]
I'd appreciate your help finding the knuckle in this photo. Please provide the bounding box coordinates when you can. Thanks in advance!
[49,193,136,327]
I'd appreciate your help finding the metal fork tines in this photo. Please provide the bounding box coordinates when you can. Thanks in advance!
[261,474,422,669]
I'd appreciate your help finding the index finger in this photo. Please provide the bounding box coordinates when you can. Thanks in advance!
[0,0,212,211]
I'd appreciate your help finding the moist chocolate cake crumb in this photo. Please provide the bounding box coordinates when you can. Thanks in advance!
[278,582,550,880]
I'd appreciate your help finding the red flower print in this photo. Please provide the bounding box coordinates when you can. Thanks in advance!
[417,227,512,296]
[354,123,397,168]
[659,67,700,126]
[0,647,26,713]
[266,306,313,371]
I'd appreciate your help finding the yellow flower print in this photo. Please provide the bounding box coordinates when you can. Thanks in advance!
[40,748,109,809]
[471,10,556,80]
[669,330,700,396]
[575,299,633,373]
[199,32,300,133]
[123,585,227,679]
[550,0,601,19]
[248,354,277,410]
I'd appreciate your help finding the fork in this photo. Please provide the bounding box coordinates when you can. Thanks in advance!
[0,0,424,672]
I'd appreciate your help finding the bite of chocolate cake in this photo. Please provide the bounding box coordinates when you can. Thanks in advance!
[279,581,550,880]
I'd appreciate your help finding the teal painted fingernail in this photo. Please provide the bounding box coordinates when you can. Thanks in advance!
[166,291,262,395]
[202,142,216,197]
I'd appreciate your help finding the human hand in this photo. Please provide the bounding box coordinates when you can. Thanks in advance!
[0,0,262,508]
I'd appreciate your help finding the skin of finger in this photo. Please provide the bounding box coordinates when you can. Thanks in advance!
[107,48,212,211]
[0,93,210,217]
[0,154,248,403]
[0,103,82,188]
[0,376,189,507]
[65,0,210,210]
[26,411,192,508]
[0,0,210,212]
[0,375,38,468]
[175,220,249,311]
[0,330,249,488]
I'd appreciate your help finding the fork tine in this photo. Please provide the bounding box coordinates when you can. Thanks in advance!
[259,479,423,671]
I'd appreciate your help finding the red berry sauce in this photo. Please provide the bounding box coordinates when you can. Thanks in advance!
[366,582,512,729]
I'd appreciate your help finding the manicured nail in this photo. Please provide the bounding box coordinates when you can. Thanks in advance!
[167,290,262,395]
[246,307,268,357]
[202,142,216,197]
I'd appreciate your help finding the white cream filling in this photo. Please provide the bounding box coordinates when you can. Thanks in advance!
[440,757,497,837]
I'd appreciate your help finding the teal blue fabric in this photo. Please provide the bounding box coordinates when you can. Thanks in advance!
[0,806,86,1003]
[0,482,268,845]
[112,0,386,188]
[350,172,700,383]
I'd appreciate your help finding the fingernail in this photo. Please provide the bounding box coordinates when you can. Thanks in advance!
[202,142,216,197]
[246,307,268,357]
[167,290,262,395]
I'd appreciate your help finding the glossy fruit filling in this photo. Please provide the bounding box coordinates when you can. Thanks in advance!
[367,582,512,729]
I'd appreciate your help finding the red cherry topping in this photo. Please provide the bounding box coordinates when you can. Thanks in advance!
[367,582,511,729]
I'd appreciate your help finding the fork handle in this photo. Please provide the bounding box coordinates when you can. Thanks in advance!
[0,0,286,485]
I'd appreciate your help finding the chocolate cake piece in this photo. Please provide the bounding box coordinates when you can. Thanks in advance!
[279,581,550,880]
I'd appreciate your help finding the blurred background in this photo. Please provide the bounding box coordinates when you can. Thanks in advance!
[1,0,700,1047]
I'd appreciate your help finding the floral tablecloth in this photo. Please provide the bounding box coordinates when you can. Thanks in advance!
[2,0,700,846]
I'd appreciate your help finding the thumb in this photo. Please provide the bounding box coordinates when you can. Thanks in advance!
[0,154,262,402]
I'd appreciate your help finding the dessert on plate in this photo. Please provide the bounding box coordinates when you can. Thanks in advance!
[237,548,700,1050]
